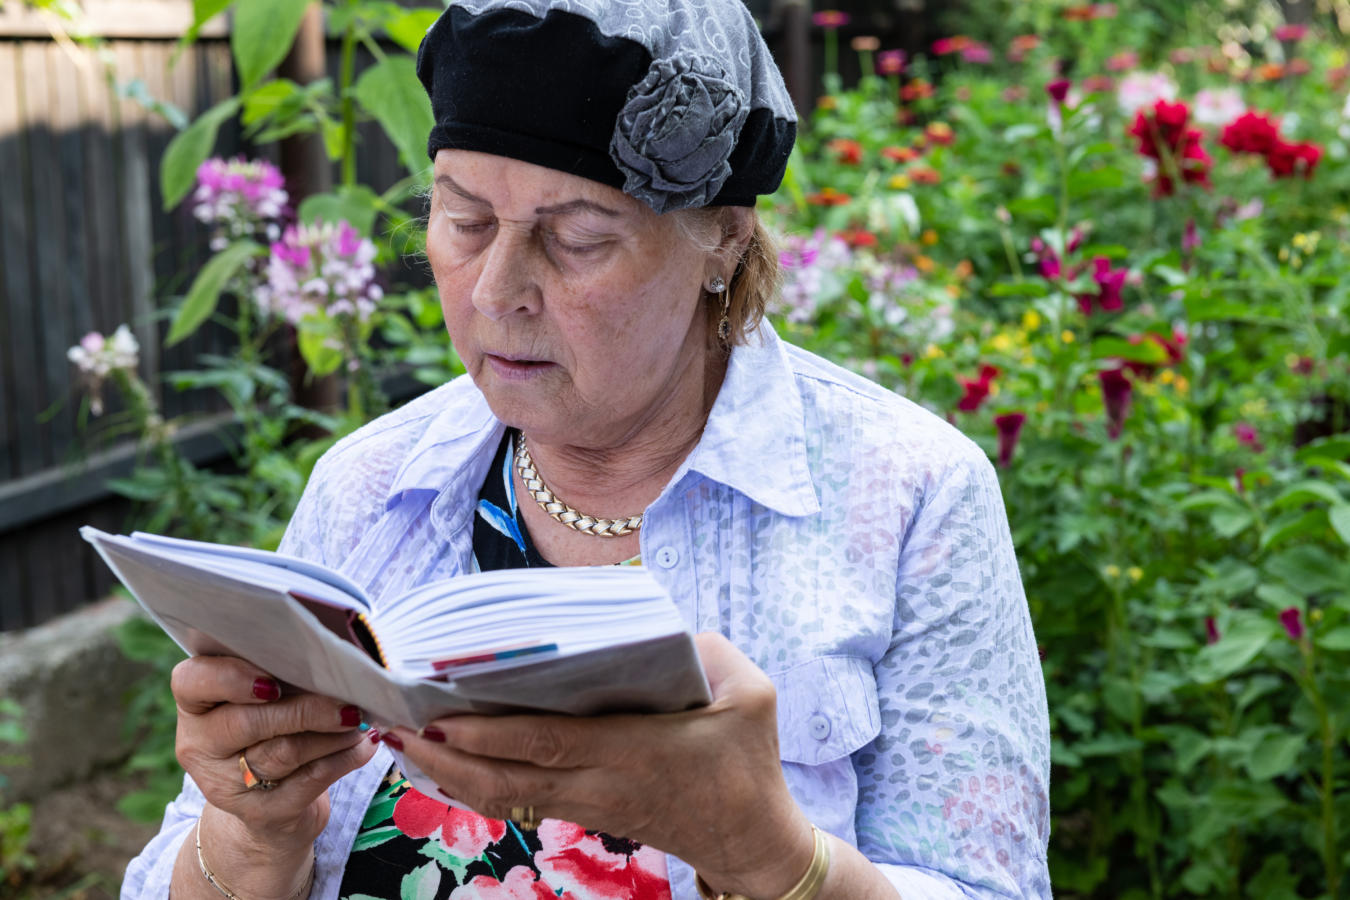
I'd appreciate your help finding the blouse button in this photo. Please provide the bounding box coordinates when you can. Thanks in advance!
[654,547,680,569]
[808,713,832,740]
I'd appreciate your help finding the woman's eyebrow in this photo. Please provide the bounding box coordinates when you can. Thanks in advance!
[534,198,621,218]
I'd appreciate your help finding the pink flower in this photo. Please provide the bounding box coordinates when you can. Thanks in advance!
[1078,257,1128,314]
[533,821,671,900]
[931,35,973,55]
[877,49,907,75]
[450,866,568,900]
[957,365,1000,413]
[1106,50,1138,72]
[1279,607,1305,641]
[961,43,993,64]
[995,412,1027,467]
[391,790,508,858]
[1082,75,1115,93]
[1274,23,1308,41]
[812,10,849,28]
[1205,616,1220,645]
[1099,368,1133,439]
[1233,422,1264,451]
[1046,79,1072,104]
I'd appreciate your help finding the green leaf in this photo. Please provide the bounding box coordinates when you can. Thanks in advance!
[1264,545,1349,596]
[1271,479,1345,509]
[385,8,440,53]
[166,240,262,346]
[297,322,345,376]
[1210,507,1254,539]
[159,96,240,210]
[351,825,401,852]
[185,0,233,42]
[354,56,435,177]
[299,185,380,236]
[241,78,303,129]
[1091,335,1168,364]
[400,860,441,900]
[1258,509,1326,552]
[1245,731,1304,780]
[1067,166,1124,197]
[1190,615,1278,683]
[232,0,312,92]
[1316,626,1350,651]
[1330,505,1350,546]
[989,281,1050,298]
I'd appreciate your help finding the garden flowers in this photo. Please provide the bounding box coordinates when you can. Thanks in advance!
[255,220,382,325]
[67,326,140,416]
[1128,99,1212,195]
[1219,111,1323,178]
[193,157,289,250]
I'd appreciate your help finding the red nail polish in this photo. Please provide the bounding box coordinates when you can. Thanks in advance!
[340,705,362,728]
[382,732,405,751]
[253,678,281,701]
[420,726,446,743]
[368,728,382,744]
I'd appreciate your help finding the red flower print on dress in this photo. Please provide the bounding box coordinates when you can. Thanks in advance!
[451,866,570,900]
[534,820,671,900]
[392,790,508,859]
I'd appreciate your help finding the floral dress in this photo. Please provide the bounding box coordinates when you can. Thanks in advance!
[338,433,670,900]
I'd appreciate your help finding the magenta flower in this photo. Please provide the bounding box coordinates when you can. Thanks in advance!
[1046,79,1072,104]
[812,10,849,28]
[1205,616,1220,645]
[995,412,1027,467]
[256,220,382,325]
[1274,23,1308,42]
[877,49,907,75]
[1099,368,1133,439]
[961,43,993,64]
[1279,607,1304,641]
[957,365,1000,413]
[1233,422,1263,452]
[192,157,289,250]
[1078,256,1128,314]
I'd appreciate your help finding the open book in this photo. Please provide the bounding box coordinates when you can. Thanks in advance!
[81,527,711,731]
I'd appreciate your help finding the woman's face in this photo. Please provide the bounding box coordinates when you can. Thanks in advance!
[426,150,717,448]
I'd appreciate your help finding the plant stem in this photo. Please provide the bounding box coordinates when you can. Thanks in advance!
[1303,642,1342,897]
[339,0,359,188]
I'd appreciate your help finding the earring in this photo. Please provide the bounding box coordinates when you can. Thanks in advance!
[709,276,730,343]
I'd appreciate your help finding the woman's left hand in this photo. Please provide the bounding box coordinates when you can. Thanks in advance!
[387,632,816,897]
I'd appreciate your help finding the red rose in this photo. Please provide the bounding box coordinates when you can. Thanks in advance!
[1219,111,1281,155]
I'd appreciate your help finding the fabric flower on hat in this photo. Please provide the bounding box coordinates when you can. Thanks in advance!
[610,54,749,214]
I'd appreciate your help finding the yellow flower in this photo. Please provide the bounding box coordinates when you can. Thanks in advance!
[990,333,1014,352]
[887,174,912,190]
[1022,310,1042,331]
[923,343,944,360]
[1061,329,1075,344]
[817,95,838,110]
[1158,369,1175,385]
[914,254,936,274]
[921,229,939,246]
[1127,566,1143,582]
[1035,401,1049,414]
[954,259,974,280]
[1278,247,1289,262]
[1311,608,1324,624]
[1292,232,1308,249]
[945,284,960,299]
[1138,380,1159,397]
[1104,564,1121,579]
[1175,376,1190,394]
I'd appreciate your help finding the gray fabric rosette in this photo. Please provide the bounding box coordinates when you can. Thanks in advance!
[609,55,749,214]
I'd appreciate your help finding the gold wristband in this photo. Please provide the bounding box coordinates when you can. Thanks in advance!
[695,824,831,900]
[195,819,315,900]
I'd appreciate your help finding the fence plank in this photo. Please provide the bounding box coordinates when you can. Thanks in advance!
[0,532,27,630]
[0,43,20,482]
[76,48,127,336]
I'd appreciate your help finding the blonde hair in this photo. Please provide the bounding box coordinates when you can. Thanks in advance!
[674,208,781,348]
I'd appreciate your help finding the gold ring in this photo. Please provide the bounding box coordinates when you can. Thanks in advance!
[239,753,280,792]
[509,806,540,830]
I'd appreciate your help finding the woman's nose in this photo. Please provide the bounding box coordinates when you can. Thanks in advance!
[471,231,540,320]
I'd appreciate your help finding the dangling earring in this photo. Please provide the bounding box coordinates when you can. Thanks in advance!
[709,275,730,344]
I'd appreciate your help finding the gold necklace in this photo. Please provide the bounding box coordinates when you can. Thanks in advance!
[514,435,644,538]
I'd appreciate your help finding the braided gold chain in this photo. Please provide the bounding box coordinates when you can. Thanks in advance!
[513,436,644,538]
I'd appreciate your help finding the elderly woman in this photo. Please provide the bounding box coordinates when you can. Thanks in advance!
[122,2,1050,898]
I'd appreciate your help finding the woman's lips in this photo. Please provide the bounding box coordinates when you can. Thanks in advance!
[485,354,556,381]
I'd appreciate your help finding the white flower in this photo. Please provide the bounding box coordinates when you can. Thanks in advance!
[1117,71,1177,116]
[1193,88,1245,127]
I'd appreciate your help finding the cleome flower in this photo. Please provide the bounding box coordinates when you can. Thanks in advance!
[255,220,383,326]
[192,157,289,250]
[67,325,141,416]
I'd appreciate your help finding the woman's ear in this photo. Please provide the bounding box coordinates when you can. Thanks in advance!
[717,207,756,272]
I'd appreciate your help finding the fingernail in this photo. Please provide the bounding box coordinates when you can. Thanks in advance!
[368,728,382,744]
[253,678,281,701]
[420,726,446,743]
[340,705,362,728]
[382,732,405,751]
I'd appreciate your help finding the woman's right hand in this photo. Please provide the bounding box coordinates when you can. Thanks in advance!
[170,655,378,894]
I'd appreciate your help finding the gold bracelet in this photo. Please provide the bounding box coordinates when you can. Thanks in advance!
[195,819,316,900]
[694,824,831,900]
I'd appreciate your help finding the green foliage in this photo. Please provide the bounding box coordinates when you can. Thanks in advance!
[353,56,435,177]
[160,97,241,210]
[772,7,1350,896]
[0,699,35,890]
[166,239,263,345]
[231,0,313,92]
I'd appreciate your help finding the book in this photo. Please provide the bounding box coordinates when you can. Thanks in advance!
[80,527,712,731]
